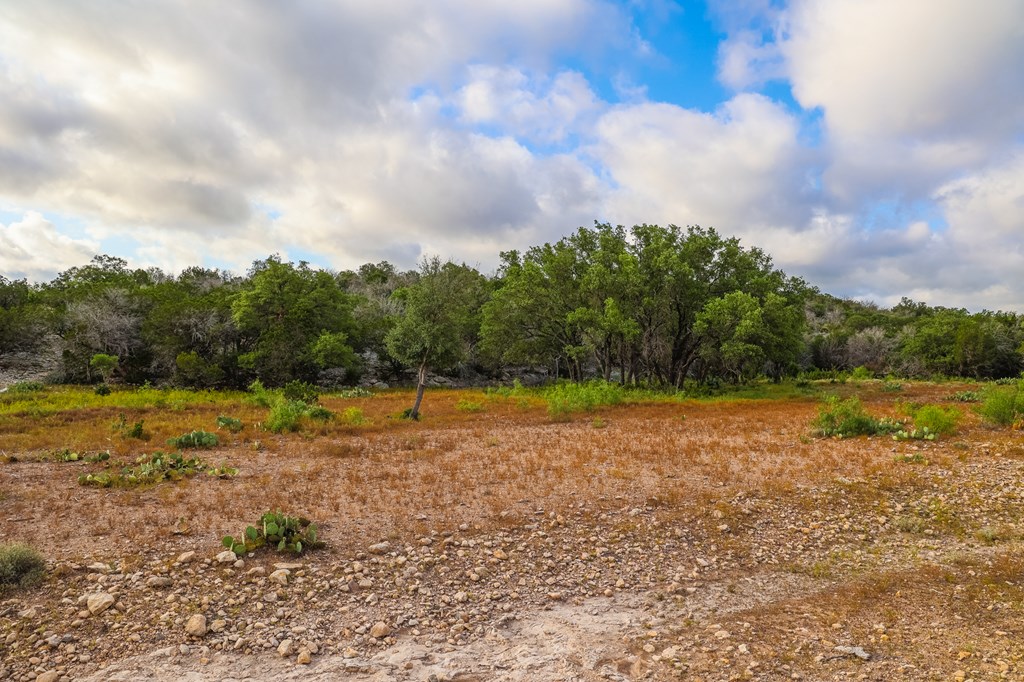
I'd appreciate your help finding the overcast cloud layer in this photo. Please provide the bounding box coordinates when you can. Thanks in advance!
[0,0,1021,310]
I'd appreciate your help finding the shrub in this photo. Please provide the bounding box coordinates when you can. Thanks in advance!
[245,379,275,407]
[850,366,874,381]
[112,413,149,440]
[0,543,45,593]
[282,380,319,404]
[266,400,309,433]
[167,430,219,449]
[544,381,624,420]
[882,380,903,392]
[811,396,884,437]
[216,415,244,433]
[950,391,981,402]
[341,407,366,425]
[909,404,960,437]
[306,405,334,421]
[9,381,44,394]
[223,510,321,555]
[978,381,1024,427]
[94,383,111,396]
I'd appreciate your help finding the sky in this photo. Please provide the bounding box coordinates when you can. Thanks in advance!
[0,0,1022,311]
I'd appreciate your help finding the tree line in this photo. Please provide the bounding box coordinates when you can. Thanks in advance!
[1,223,1022,390]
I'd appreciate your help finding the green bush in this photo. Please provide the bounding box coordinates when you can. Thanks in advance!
[94,383,111,396]
[909,404,960,436]
[978,381,1024,427]
[850,366,873,381]
[266,400,308,433]
[811,396,895,438]
[306,405,334,421]
[0,543,45,593]
[245,379,276,407]
[341,407,366,425]
[223,510,321,555]
[167,430,219,449]
[282,380,320,404]
[9,381,44,394]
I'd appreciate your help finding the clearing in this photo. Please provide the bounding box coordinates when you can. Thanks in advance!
[1,383,1023,681]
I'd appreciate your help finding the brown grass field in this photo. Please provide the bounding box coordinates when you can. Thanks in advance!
[2,381,1024,680]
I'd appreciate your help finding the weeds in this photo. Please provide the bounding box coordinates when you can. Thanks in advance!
[456,399,484,413]
[950,391,981,402]
[112,413,149,440]
[545,381,624,420]
[340,407,367,425]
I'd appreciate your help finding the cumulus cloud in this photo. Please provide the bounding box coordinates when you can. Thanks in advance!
[0,213,99,281]
[0,0,1021,312]
[0,1,630,274]
[593,93,814,240]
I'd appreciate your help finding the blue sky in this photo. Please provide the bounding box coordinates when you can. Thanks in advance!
[0,1,1022,311]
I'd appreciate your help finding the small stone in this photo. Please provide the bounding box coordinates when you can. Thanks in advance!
[834,645,870,661]
[176,551,196,564]
[368,541,391,555]
[269,569,290,586]
[86,592,115,615]
[35,672,59,682]
[297,648,312,664]
[185,614,208,638]
[370,621,391,639]
[277,638,294,657]
[215,550,236,564]
[493,549,508,560]
[209,619,226,633]
[146,576,173,588]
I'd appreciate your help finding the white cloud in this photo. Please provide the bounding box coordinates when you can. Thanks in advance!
[0,213,99,281]
[593,93,812,235]
[456,67,600,143]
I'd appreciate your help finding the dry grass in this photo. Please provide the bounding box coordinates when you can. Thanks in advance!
[0,382,990,560]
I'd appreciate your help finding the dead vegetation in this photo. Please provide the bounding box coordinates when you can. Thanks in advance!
[2,381,1023,680]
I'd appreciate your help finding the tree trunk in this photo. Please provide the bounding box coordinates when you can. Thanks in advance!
[409,360,428,420]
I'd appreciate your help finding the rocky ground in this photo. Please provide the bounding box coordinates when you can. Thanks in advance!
[2,385,1024,681]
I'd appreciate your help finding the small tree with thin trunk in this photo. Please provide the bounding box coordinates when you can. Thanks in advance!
[385,258,486,420]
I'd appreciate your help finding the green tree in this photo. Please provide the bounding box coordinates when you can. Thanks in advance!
[231,257,357,385]
[385,258,488,419]
[89,353,119,383]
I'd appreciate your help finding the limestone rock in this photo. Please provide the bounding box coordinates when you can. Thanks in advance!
[86,592,115,615]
